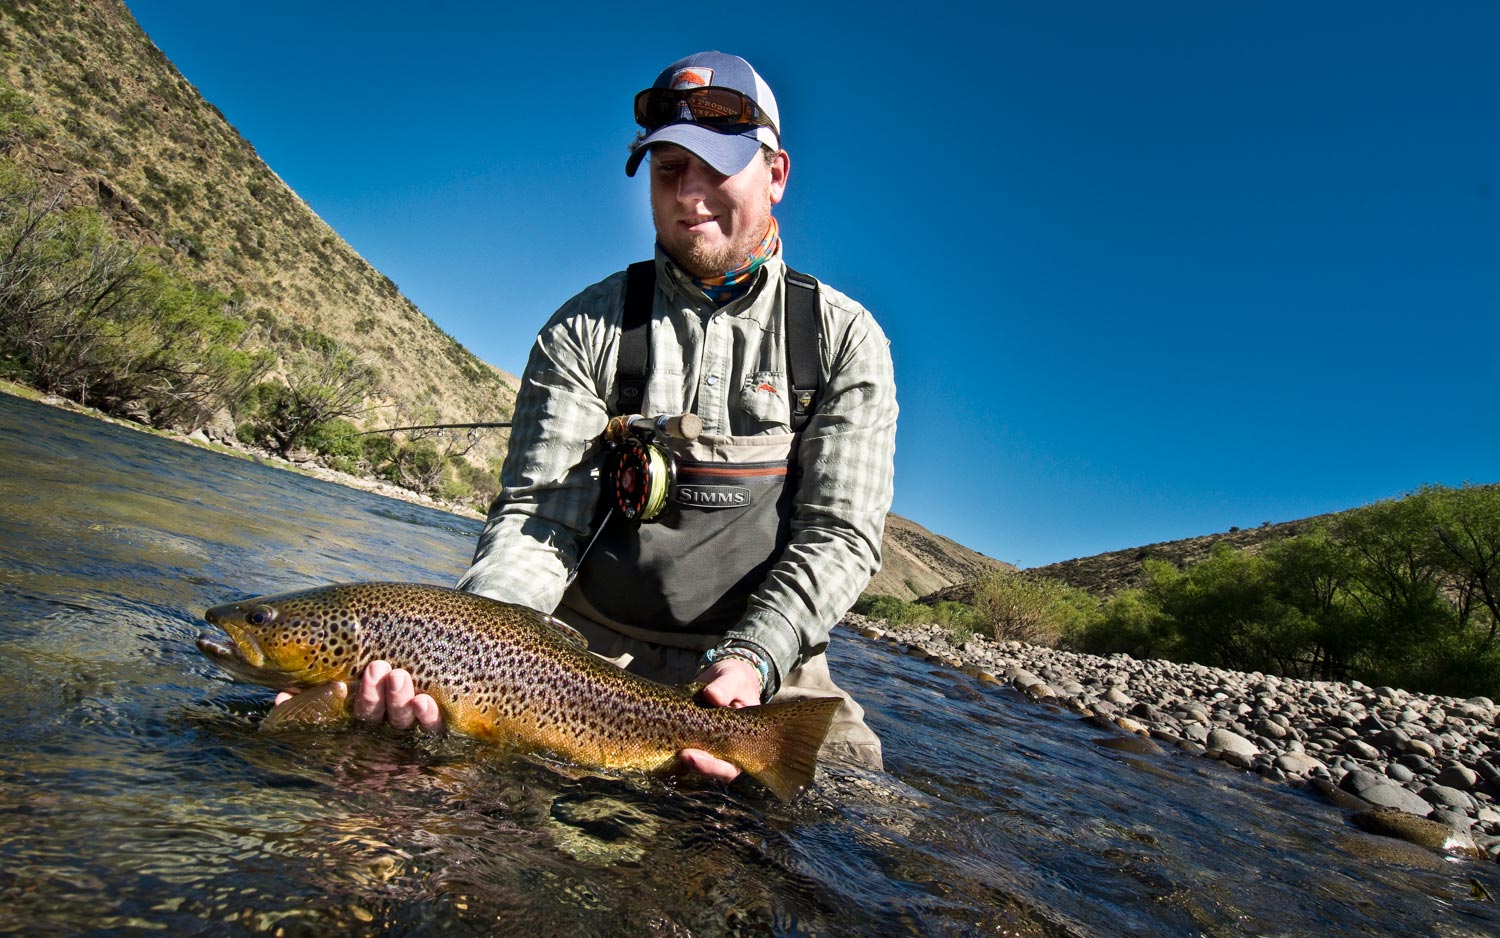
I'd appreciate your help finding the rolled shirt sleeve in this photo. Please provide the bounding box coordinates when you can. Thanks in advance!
[723,287,897,684]
[457,275,624,611]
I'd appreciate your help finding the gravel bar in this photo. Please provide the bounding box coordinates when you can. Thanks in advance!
[842,614,1500,861]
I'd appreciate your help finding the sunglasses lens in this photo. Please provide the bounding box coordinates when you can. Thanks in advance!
[684,88,744,122]
[635,88,757,129]
[634,90,673,127]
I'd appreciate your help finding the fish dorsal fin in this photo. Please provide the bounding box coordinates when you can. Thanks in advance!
[538,613,589,650]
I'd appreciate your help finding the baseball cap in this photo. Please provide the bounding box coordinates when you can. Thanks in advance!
[625,51,780,177]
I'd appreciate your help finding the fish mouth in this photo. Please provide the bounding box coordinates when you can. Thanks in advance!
[196,631,278,687]
[196,634,239,663]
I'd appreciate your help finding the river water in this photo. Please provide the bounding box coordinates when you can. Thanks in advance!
[1,392,1498,937]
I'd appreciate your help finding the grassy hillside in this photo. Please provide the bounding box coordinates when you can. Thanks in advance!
[1024,514,1338,597]
[0,0,517,467]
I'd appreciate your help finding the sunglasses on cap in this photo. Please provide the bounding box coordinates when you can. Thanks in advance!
[633,87,780,143]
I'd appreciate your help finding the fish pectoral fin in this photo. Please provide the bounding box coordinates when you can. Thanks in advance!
[260,682,352,731]
[537,613,589,650]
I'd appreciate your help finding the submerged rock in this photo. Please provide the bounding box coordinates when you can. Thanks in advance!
[1351,807,1484,858]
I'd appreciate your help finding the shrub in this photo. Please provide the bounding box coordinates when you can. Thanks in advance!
[304,417,365,472]
[968,571,1099,646]
[852,594,932,627]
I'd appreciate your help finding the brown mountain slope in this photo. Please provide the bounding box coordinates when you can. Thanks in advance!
[866,514,1014,601]
[0,0,517,462]
[1023,514,1339,597]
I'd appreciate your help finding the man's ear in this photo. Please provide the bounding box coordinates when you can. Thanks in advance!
[769,149,790,205]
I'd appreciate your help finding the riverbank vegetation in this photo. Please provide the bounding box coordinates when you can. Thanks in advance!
[0,0,517,509]
[859,484,1500,699]
[0,140,500,511]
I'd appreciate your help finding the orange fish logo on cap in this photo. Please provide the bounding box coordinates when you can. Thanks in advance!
[670,68,714,90]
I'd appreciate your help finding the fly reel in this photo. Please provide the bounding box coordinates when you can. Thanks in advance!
[567,413,702,582]
[601,413,700,522]
[605,435,675,522]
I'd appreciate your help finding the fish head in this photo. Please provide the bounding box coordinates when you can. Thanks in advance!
[199,587,362,688]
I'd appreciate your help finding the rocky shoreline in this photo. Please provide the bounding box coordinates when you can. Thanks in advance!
[843,615,1500,862]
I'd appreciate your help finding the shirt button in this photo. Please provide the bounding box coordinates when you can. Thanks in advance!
[705,375,719,386]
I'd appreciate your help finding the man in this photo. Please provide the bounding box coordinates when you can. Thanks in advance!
[330,51,897,779]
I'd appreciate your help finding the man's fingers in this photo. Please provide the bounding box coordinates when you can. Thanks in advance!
[695,659,760,709]
[411,694,444,733]
[679,748,741,782]
[353,660,392,723]
[384,669,416,730]
[270,660,443,734]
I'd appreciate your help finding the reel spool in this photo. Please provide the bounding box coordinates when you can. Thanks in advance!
[606,437,675,521]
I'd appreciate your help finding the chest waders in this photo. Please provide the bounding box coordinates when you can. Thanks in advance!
[561,261,822,642]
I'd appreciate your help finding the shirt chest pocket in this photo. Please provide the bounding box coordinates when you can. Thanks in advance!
[738,370,790,431]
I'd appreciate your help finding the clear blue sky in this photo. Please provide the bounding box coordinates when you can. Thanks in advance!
[122,0,1498,568]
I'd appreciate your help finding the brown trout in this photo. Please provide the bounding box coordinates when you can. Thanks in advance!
[198,582,841,800]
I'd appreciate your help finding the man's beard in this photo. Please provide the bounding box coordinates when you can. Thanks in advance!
[655,203,772,279]
[676,238,753,278]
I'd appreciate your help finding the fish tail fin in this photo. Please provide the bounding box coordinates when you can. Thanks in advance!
[736,696,843,801]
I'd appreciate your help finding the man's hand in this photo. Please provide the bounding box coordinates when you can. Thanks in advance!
[679,656,762,782]
[273,660,444,733]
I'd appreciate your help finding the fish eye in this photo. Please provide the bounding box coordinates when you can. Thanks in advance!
[247,604,277,627]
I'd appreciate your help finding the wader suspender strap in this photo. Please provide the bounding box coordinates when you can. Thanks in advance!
[618,261,656,410]
[617,261,823,429]
[782,269,821,427]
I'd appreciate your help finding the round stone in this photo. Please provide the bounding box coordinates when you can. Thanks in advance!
[1340,768,1388,797]
[1435,765,1479,791]
[1404,739,1437,758]
[1420,784,1476,811]
[1207,728,1259,758]
[1360,783,1435,816]
[1274,752,1328,777]
[1255,718,1289,740]
[1352,807,1482,856]
[1339,739,1382,761]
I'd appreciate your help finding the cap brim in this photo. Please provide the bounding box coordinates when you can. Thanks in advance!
[625,124,763,177]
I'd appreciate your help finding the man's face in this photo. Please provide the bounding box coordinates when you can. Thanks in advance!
[649,143,789,279]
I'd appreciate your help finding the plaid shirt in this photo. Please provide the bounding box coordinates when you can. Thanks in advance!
[458,248,897,683]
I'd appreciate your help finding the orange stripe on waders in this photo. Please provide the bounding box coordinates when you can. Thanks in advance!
[680,465,788,479]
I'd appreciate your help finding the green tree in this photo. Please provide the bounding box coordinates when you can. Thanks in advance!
[1071,586,1169,658]
[1428,484,1500,643]
[0,166,148,396]
[240,333,377,457]
[852,594,932,627]
[0,160,268,425]
[1334,492,1456,680]
[1262,531,1368,680]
